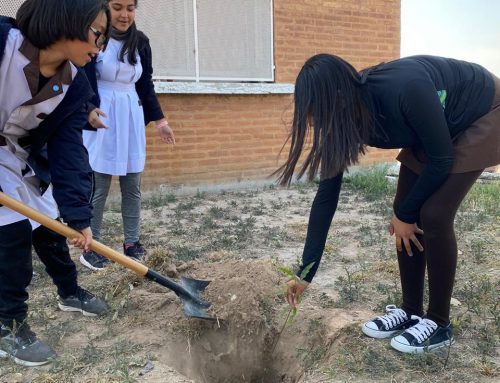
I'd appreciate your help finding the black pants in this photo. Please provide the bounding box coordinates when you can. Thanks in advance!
[0,219,78,326]
[394,165,483,326]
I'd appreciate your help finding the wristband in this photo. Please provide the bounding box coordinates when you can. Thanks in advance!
[156,121,169,129]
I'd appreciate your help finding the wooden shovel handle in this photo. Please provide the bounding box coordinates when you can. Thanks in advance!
[0,191,148,276]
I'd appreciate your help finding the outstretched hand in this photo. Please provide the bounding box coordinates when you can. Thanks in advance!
[88,108,108,129]
[389,215,424,256]
[286,278,309,309]
[156,120,176,144]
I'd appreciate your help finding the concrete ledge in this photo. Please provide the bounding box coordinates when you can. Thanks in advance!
[154,81,294,95]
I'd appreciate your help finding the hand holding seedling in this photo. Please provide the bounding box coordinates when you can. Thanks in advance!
[272,262,314,354]
[286,278,309,309]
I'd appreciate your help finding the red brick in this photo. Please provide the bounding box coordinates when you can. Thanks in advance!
[141,0,401,187]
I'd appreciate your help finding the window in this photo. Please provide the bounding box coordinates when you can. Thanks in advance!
[136,0,274,82]
[0,0,24,18]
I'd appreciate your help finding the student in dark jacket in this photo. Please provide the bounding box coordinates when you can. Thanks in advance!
[0,0,111,367]
[81,0,175,270]
[278,54,499,354]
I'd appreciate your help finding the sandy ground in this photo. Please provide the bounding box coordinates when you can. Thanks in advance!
[0,174,498,382]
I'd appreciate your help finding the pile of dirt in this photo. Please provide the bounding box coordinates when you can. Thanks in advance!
[118,258,335,382]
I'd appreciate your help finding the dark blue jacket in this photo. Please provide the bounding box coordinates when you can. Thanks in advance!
[84,31,164,126]
[0,17,94,229]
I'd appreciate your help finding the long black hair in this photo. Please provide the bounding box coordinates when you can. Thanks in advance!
[109,0,139,65]
[16,0,111,50]
[275,54,374,186]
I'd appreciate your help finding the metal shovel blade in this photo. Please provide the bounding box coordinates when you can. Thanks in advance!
[178,277,214,320]
[145,270,215,321]
[0,192,217,321]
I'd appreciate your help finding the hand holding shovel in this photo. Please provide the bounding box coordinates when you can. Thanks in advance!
[0,191,215,321]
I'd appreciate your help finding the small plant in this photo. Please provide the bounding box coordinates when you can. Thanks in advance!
[208,206,227,219]
[197,215,218,232]
[343,165,396,201]
[173,245,202,261]
[142,191,176,208]
[195,189,207,199]
[270,262,315,354]
[175,200,199,213]
[262,225,291,248]
[334,266,365,307]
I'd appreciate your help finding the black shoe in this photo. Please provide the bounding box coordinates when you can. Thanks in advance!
[362,305,419,339]
[80,250,109,271]
[0,323,56,366]
[123,241,146,260]
[390,316,454,353]
[58,287,109,317]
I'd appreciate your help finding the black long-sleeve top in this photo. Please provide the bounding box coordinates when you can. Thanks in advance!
[298,55,495,282]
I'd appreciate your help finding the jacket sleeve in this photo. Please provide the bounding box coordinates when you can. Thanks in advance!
[297,173,344,282]
[397,79,454,223]
[47,104,93,230]
[135,33,164,125]
[82,58,100,131]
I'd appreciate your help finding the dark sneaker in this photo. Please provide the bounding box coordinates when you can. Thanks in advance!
[362,305,419,339]
[124,241,146,260]
[58,287,109,317]
[80,250,109,271]
[0,323,56,367]
[390,316,454,353]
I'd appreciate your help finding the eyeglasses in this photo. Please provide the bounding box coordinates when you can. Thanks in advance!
[89,26,107,49]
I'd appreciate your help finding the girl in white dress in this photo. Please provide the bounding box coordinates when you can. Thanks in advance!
[82,0,175,270]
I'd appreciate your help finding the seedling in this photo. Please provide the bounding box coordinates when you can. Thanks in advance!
[271,262,315,354]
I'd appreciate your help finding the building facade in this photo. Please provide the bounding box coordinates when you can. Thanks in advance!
[140,0,401,187]
[0,0,401,188]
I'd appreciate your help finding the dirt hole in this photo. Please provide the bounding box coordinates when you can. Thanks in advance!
[170,325,302,383]
[127,259,331,383]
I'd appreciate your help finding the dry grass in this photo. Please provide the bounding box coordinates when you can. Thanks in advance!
[0,165,497,382]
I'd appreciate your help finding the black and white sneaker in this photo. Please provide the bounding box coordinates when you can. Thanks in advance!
[0,323,56,367]
[362,305,419,339]
[390,316,454,353]
[58,287,109,317]
[80,250,109,271]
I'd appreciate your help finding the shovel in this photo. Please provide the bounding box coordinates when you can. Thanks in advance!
[0,191,215,321]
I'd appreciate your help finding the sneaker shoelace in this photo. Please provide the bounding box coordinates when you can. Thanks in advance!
[377,305,408,330]
[10,324,37,345]
[405,316,438,343]
[76,287,96,303]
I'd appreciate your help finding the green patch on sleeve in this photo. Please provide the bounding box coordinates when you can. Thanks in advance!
[437,90,447,109]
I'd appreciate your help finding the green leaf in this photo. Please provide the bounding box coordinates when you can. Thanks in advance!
[299,262,315,281]
[278,266,295,277]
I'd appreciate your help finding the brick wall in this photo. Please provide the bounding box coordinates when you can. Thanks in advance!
[144,0,401,188]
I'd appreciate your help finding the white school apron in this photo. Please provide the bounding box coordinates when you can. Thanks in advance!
[83,38,145,176]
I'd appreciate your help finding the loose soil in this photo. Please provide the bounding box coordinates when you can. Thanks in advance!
[0,171,498,383]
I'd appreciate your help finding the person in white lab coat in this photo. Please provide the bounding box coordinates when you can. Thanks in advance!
[0,0,111,367]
